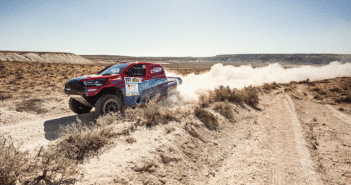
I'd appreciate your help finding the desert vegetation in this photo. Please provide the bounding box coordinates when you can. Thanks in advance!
[1,58,351,184]
[0,61,105,100]
[0,134,78,185]
[198,85,260,107]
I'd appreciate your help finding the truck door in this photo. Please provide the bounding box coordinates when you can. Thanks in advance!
[123,64,149,106]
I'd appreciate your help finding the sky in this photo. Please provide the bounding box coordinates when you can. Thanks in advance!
[0,0,350,57]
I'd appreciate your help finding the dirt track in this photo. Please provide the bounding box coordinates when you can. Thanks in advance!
[2,86,351,184]
[208,92,322,184]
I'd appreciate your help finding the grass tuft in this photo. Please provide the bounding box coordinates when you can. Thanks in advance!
[0,134,78,185]
[194,107,218,131]
[213,100,235,122]
[125,94,178,127]
[240,85,260,107]
[199,85,260,107]
[335,95,351,103]
[262,82,279,92]
[126,137,137,144]
[58,123,116,162]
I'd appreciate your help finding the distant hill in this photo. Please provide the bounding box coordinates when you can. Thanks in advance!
[2,51,350,65]
[82,54,351,65]
[0,51,94,64]
[210,54,351,64]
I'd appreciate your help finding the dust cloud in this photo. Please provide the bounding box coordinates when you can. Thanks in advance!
[167,62,351,102]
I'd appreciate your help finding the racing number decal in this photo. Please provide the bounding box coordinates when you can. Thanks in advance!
[125,77,142,96]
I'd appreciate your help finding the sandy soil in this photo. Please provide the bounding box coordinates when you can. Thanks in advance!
[2,86,350,184]
[1,60,351,184]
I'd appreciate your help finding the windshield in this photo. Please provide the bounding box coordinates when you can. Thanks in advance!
[99,63,130,75]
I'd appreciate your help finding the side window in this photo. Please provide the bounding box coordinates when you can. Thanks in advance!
[126,64,146,76]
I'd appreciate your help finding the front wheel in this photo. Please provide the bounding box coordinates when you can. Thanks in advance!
[95,94,123,117]
[69,98,92,114]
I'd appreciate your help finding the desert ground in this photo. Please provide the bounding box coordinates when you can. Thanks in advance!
[1,59,351,185]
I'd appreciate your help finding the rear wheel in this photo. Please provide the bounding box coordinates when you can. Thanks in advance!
[95,94,123,117]
[69,98,92,114]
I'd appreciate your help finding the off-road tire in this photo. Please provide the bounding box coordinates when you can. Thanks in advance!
[95,94,123,117]
[69,98,93,114]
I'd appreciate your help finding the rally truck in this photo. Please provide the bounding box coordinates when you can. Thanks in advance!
[64,62,182,117]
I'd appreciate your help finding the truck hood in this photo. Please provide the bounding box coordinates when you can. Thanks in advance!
[70,74,120,82]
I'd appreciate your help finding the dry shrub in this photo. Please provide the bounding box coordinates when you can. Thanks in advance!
[125,95,178,127]
[298,78,310,84]
[199,85,260,107]
[284,87,292,92]
[240,85,260,107]
[311,87,321,92]
[15,99,48,114]
[0,134,77,185]
[58,123,116,162]
[212,86,242,104]
[96,112,123,126]
[0,92,12,101]
[335,95,351,103]
[213,100,234,122]
[126,137,136,143]
[330,87,340,92]
[21,146,78,185]
[124,106,144,121]
[194,107,218,131]
[0,135,28,185]
[319,90,328,95]
[159,109,178,124]
[262,82,280,92]
[314,95,323,100]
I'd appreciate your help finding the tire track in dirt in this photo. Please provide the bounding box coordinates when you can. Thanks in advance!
[291,96,351,184]
[326,104,351,124]
[208,93,322,184]
[0,112,95,150]
[1,119,51,150]
[284,94,322,184]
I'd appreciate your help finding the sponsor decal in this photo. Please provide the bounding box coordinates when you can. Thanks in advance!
[124,77,142,96]
[126,83,139,96]
[150,67,163,74]
[124,77,142,83]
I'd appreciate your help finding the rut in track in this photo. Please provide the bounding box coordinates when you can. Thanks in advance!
[208,92,322,184]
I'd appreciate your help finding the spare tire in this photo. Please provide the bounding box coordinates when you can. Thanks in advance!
[69,97,92,114]
[95,94,123,117]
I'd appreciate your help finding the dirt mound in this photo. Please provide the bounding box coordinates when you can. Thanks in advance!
[0,51,95,64]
